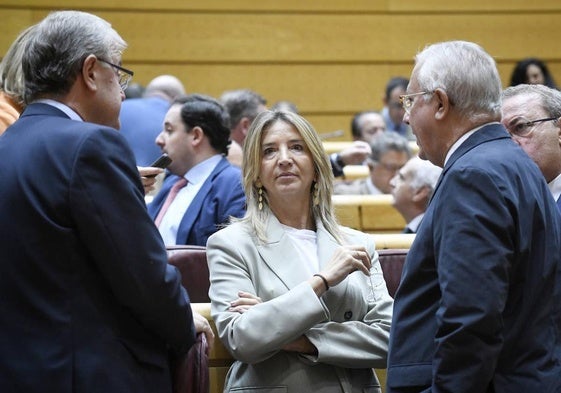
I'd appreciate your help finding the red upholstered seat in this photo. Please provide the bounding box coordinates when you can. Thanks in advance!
[167,245,210,303]
[377,249,408,298]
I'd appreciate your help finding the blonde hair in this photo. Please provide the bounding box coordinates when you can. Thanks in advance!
[239,110,344,244]
[0,25,36,108]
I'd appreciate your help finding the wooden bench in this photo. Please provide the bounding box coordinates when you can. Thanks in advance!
[323,141,419,156]
[333,194,406,233]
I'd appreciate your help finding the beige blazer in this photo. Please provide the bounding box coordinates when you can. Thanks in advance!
[207,214,393,393]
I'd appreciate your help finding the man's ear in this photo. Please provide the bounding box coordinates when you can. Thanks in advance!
[81,55,99,92]
[241,117,252,136]
[190,126,205,146]
[433,88,451,120]
[556,117,561,147]
[412,185,430,203]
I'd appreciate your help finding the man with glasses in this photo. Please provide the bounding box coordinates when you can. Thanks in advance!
[0,11,211,393]
[387,41,561,392]
[502,84,561,213]
[333,132,411,195]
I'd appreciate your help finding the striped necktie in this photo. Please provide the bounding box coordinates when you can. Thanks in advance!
[154,178,188,227]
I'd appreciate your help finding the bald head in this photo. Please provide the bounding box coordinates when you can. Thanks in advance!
[143,75,185,102]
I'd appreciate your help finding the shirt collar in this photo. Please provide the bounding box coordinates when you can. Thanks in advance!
[444,122,500,166]
[548,172,561,202]
[34,99,83,122]
[183,154,222,185]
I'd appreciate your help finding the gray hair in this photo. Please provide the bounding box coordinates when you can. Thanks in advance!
[239,110,343,244]
[407,156,442,202]
[414,41,502,122]
[369,132,412,163]
[0,25,36,107]
[23,10,126,103]
[220,89,267,130]
[502,84,561,119]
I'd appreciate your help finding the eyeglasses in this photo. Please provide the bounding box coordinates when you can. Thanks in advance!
[399,91,433,114]
[505,117,558,138]
[98,58,134,91]
[376,161,403,173]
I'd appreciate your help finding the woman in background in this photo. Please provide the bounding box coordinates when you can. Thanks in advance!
[207,110,393,393]
[509,57,558,89]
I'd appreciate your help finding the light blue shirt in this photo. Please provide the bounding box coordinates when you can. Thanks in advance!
[158,154,222,245]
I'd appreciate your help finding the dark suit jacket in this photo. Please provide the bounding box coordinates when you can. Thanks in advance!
[387,124,561,392]
[148,157,245,246]
[119,96,170,166]
[0,103,196,393]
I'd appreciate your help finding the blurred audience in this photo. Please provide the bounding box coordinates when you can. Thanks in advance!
[124,82,145,99]
[390,156,442,233]
[148,94,245,246]
[351,110,386,144]
[381,76,414,140]
[270,100,299,113]
[220,88,267,167]
[509,57,557,89]
[120,74,185,166]
[334,132,411,195]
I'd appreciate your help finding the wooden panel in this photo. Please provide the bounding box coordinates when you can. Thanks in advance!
[0,0,388,12]
[371,233,415,249]
[342,165,370,180]
[87,13,560,63]
[117,64,414,113]
[333,198,361,230]
[2,0,560,12]
[359,194,406,233]
[390,0,561,12]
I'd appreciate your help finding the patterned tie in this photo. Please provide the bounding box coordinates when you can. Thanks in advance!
[154,178,188,227]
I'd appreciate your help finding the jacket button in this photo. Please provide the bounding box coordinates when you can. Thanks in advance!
[344,311,353,320]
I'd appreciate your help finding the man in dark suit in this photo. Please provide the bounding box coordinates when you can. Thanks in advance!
[387,41,561,392]
[502,84,561,213]
[0,11,204,392]
[148,94,246,246]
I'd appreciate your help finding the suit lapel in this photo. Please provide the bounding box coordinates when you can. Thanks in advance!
[431,123,510,202]
[175,158,228,243]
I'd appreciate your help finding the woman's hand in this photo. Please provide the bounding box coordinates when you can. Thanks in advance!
[229,291,262,314]
[310,245,372,295]
[282,335,317,355]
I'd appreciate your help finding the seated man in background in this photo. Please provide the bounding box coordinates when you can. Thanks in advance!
[501,84,561,212]
[220,88,267,167]
[381,76,413,139]
[120,74,185,166]
[334,132,411,195]
[148,94,246,246]
[351,110,386,144]
[390,156,442,233]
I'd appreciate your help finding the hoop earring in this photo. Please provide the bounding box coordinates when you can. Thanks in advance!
[258,187,264,211]
[313,183,319,206]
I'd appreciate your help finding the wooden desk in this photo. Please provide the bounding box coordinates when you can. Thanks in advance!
[333,194,406,233]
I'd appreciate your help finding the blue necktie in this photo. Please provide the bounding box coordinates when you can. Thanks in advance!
[557,196,561,214]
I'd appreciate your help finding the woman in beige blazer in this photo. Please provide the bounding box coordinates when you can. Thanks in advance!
[207,110,393,393]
